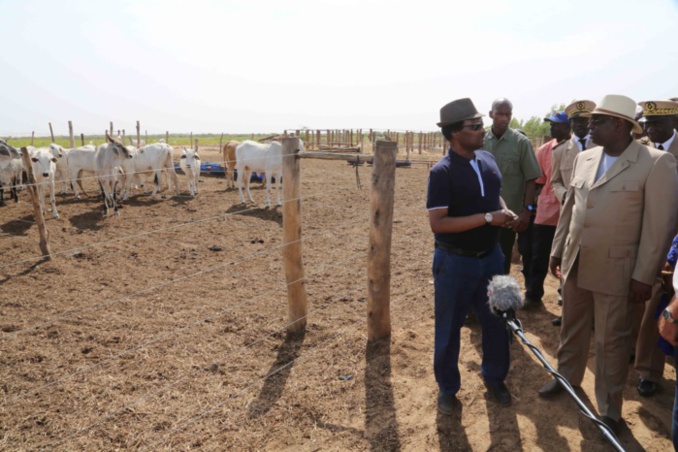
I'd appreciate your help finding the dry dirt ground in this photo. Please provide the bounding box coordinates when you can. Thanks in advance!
[0,147,675,451]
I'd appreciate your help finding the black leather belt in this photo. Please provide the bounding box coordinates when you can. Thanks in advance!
[435,241,491,258]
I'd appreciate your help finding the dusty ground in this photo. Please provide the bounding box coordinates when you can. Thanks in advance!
[0,146,674,451]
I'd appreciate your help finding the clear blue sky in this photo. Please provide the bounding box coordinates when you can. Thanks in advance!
[1,0,677,136]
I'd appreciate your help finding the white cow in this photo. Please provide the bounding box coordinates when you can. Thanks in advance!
[119,142,179,200]
[0,139,22,205]
[235,140,297,208]
[28,147,59,219]
[65,144,97,198]
[95,135,133,215]
[179,147,200,197]
[48,143,70,193]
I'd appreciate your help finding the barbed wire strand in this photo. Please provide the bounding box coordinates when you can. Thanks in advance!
[0,202,370,343]
[6,223,358,401]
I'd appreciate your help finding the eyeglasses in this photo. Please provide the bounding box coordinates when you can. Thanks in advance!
[463,122,485,131]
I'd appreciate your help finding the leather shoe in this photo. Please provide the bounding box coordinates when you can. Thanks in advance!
[523,298,542,310]
[539,379,564,398]
[437,392,459,415]
[485,381,511,406]
[551,316,562,326]
[601,416,620,435]
[637,379,658,397]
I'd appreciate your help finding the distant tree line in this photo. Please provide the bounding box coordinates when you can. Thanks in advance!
[509,103,569,140]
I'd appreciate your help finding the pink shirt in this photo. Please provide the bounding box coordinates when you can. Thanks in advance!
[534,139,561,226]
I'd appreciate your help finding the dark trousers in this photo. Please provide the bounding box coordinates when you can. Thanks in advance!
[519,223,556,301]
[432,245,510,396]
[498,228,516,275]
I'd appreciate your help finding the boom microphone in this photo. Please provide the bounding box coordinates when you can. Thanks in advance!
[487,275,524,317]
[486,276,625,451]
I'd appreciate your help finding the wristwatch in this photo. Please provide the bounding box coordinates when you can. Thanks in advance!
[484,212,494,224]
[662,308,678,324]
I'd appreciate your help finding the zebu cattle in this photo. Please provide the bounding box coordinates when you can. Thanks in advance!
[0,139,22,205]
[222,140,239,189]
[48,143,70,193]
[65,144,97,198]
[179,147,200,197]
[95,135,133,215]
[119,142,179,200]
[235,140,299,208]
[28,147,59,219]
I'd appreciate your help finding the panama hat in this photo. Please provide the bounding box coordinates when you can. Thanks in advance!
[437,98,484,127]
[579,94,642,135]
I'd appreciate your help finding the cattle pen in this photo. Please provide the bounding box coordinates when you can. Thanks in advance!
[0,132,674,451]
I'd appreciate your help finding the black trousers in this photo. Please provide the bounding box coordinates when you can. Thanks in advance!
[518,221,556,301]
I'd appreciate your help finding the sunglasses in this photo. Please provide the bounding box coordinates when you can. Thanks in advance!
[463,122,485,131]
[588,116,612,126]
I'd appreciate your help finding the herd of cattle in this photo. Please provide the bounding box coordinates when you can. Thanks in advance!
[0,136,299,219]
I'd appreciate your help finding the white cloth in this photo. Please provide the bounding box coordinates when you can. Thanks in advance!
[595,153,619,182]
[469,159,485,197]
[657,130,677,151]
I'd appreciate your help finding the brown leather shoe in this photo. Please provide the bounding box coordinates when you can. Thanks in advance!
[539,379,564,398]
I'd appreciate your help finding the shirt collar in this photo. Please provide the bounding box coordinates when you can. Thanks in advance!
[658,131,677,151]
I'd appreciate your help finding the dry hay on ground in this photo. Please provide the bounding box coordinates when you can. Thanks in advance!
[0,148,674,450]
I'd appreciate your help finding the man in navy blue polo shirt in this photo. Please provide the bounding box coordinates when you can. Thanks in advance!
[427,98,518,414]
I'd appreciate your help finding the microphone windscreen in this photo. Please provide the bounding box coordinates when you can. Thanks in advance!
[487,275,524,316]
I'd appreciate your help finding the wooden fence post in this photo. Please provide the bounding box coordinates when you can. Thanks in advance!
[165,131,169,144]
[31,131,35,146]
[109,122,114,137]
[48,123,55,143]
[281,137,308,333]
[68,121,75,148]
[136,120,140,147]
[80,133,84,146]
[219,132,224,153]
[367,140,397,340]
[20,147,52,260]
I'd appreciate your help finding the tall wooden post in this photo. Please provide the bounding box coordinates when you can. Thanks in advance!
[109,122,114,137]
[30,131,35,146]
[68,121,75,148]
[418,132,423,154]
[80,133,85,146]
[367,140,397,340]
[165,131,169,143]
[48,123,55,143]
[219,133,224,153]
[194,138,199,151]
[20,148,52,260]
[281,137,308,333]
[189,132,193,148]
[136,120,140,147]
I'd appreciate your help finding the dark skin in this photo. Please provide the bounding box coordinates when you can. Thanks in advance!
[428,118,518,234]
[550,115,651,304]
[570,116,589,140]
[489,99,536,232]
[643,116,675,144]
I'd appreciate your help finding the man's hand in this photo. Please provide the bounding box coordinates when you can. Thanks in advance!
[659,298,678,346]
[629,279,652,304]
[489,209,518,228]
[512,209,531,232]
[549,257,562,279]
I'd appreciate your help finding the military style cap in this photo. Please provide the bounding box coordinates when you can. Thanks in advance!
[565,100,596,119]
[638,100,678,118]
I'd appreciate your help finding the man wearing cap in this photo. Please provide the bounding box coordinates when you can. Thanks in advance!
[484,98,542,277]
[632,99,678,398]
[539,94,678,434]
[551,100,597,204]
[521,111,571,310]
[549,100,596,326]
[427,98,518,414]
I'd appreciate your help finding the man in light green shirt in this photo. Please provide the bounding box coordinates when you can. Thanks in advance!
[484,98,542,280]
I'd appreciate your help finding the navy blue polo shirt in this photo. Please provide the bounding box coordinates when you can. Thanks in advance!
[426,149,502,252]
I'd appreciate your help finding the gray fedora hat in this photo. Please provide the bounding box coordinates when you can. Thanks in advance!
[437,98,484,127]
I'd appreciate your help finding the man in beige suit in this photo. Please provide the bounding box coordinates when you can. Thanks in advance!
[633,99,678,397]
[551,100,597,204]
[538,95,678,434]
